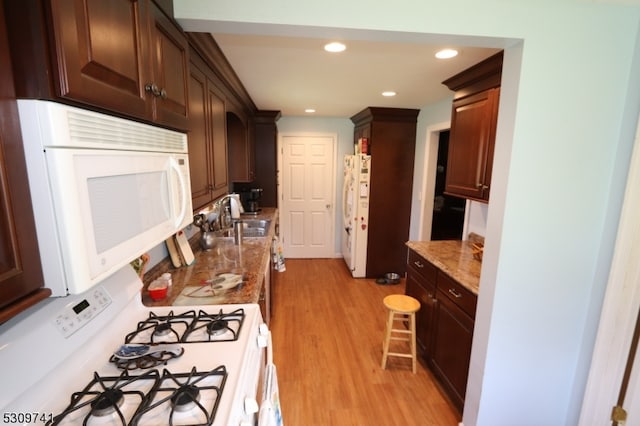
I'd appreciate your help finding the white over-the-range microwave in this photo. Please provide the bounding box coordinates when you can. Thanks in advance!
[17,99,193,296]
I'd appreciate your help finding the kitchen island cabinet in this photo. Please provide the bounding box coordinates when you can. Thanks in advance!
[442,51,502,202]
[142,208,279,324]
[405,241,480,412]
[4,0,189,131]
[0,4,49,323]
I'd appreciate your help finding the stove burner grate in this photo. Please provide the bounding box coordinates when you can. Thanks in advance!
[91,388,124,417]
[132,366,227,426]
[206,319,228,336]
[47,369,159,426]
[171,384,201,412]
[183,308,245,343]
[125,310,196,345]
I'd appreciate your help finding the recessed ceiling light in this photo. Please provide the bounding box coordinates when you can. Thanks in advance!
[324,42,346,53]
[382,91,396,97]
[435,48,459,59]
[305,108,316,113]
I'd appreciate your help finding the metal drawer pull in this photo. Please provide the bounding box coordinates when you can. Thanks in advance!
[448,288,462,298]
[413,260,424,268]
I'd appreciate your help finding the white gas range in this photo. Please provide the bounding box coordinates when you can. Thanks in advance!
[0,265,281,426]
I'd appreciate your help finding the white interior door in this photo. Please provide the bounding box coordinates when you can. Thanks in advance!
[279,134,336,258]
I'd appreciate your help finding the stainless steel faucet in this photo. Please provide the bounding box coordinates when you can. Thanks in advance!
[212,194,241,230]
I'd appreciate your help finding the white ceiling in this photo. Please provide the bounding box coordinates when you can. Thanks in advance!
[211,33,501,118]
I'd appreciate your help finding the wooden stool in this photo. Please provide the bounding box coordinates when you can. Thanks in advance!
[381,294,420,374]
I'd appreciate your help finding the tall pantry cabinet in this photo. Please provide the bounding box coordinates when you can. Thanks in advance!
[351,107,419,278]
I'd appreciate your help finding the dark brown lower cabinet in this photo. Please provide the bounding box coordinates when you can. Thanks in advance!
[405,248,477,413]
[405,251,438,358]
[431,288,474,412]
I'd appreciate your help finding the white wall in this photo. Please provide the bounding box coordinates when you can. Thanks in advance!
[276,116,354,256]
[175,1,640,424]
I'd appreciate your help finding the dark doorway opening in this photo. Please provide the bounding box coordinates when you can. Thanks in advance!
[431,130,466,240]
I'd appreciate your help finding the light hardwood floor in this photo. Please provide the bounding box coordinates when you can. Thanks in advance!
[269,258,460,425]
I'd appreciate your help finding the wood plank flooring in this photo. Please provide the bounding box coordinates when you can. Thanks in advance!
[269,259,460,425]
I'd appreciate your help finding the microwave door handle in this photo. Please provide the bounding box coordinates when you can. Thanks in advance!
[169,157,187,228]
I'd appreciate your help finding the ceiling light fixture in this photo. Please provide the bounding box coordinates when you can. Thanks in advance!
[382,91,396,97]
[435,48,459,59]
[305,108,316,113]
[324,42,346,53]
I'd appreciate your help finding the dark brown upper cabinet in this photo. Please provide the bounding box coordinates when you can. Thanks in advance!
[227,111,254,183]
[4,0,189,131]
[0,2,50,323]
[442,51,502,203]
[188,49,229,211]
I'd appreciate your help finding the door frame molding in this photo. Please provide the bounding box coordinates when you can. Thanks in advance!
[579,115,640,424]
[418,120,450,241]
[277,131,337,258]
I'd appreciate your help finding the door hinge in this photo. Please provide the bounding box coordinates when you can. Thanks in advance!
[611,405,627,425]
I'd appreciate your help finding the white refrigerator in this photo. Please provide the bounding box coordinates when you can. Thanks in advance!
[341,154,371,277]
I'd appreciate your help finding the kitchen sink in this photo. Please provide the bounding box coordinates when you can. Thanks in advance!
[241,219,271,238]
[200,219,271,247]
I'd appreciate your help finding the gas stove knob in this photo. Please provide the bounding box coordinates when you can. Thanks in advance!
[244,396,259,415]
[257,333,268,348]
[259,323,269,335]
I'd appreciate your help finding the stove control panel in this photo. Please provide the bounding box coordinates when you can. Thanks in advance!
[53,286,112,338]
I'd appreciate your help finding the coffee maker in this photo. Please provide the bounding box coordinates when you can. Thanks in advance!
[239,188,263,214]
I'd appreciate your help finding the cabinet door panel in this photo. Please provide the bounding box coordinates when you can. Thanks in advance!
[187,53,228,210]
[187,63,212,210]
[432,291,474,411]
[445,90,493,200]
[149,4,188,130]
[405,272,436,357]
[0,3,49,322]
[50,0,149,118]
[209,88,228,194]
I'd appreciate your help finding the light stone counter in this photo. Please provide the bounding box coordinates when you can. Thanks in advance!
[142,208,277,307]
[406,238,482,295]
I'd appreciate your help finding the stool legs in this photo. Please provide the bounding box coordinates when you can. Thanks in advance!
[381,310,418,374]
[381,309,395,370]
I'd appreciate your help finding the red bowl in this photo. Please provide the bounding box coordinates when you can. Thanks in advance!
[148,280,168,300]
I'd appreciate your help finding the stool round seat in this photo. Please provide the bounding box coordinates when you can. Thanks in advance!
[383,294,420,314]
[381,294,420,374]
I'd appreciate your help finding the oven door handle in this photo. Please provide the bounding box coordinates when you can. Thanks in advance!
[259,324,274,365]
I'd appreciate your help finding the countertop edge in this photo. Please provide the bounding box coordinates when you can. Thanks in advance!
[406,240,481,295]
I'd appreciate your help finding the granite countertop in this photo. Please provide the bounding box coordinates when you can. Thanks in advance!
[406,236,483,295]
[142,208,278,307]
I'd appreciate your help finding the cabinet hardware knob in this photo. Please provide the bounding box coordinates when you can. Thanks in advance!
[160,88,167,99]
[482,185,489,190]
[448,288,462,298]
[476,182,483,188]
[145,83,162,97]
[414,261,424,268]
